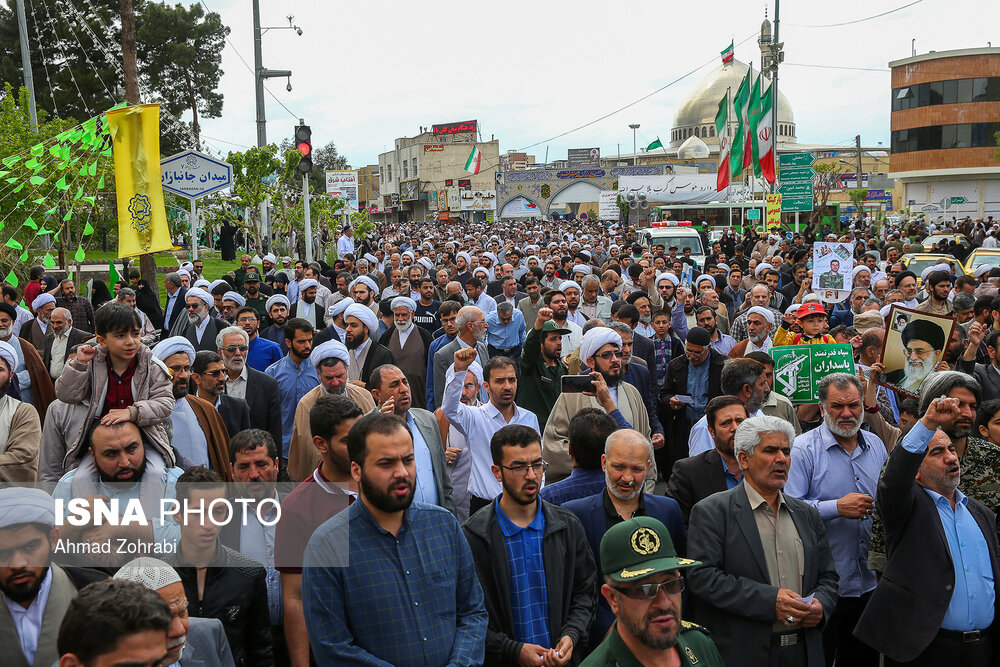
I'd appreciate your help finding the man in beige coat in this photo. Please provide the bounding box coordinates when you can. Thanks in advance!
[287,339,376,482]
[542,327,658,493]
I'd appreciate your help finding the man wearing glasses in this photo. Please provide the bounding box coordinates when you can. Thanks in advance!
[581,516,723,667]
[463,424,598,667]
[233,306,282,372]
[883,319,946,394]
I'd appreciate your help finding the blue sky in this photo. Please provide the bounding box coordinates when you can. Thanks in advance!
[192,0,998,167]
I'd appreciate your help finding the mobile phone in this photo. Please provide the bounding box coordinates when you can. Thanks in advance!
[561,375,596,393]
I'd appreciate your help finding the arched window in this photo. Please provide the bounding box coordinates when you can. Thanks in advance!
[710,126,716,138]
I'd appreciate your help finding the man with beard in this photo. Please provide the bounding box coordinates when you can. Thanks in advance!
[729,284,783,343]
[192,350,251,440]
[291,279,325,330]
[413,277,442,334]
[287,340,376,482]
[544,328,657,489]
[581,516,723,666]
[560,281,588,327]
[443,349,540,516]
[544,289,584,356]
[42,307,88,380]
[152,338,232,477]
[219,291,243,324]
[315,297,352,348]
[348,276,380,314]
[266,318,320,465]
[242,271,269,322]
[378,297,433,410]
[53,278,95,333]
[463,424,597,666]
[425,301,462,410]
[580,275,611,322]
[855,379,1000,666]
[728,306,775,357]
[884,319,946,394]
[0,488,107,667]
[261,295,291,353]
[697,306,736,356]
[564,429,686,646]
[433,305,489,408]
[686,358,769,458]
[915,270,957,317]
[218,326,282,449]
[114,557,235,667]
[20,293,54,353]
[368,364,454,513]
[519,308,570,432]
[687,416,840,667]
[786,374,886,667]
[0,340,40,481]
[454,251,473,285]
[181,287,229,353]
[342,302,395,387]
[667,396,748,525]
[626,291,656,339]
[301,412,488,666]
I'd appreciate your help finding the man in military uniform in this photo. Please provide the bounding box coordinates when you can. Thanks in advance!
[818,259,844,290]
[582,516,723,667]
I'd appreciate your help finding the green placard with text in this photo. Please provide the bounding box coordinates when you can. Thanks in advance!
[769,344,856,404]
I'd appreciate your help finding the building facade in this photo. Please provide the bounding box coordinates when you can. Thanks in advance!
[889,47,1000,219]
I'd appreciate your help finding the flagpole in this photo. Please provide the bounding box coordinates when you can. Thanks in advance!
[727,85,733,231]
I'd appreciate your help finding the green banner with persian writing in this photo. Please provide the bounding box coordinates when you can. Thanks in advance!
[769,344,856,404]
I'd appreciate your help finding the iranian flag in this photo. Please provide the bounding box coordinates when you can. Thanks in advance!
[721,41,734,64]
[715,96,730,192]
[730,70,751,178]
[756,84,777,183]
[748,74,763,178]
[464,145,482,174]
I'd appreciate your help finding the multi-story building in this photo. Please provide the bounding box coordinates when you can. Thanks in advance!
[378,121,500,222]
[889,47,1000,220]
[500,151,536,171]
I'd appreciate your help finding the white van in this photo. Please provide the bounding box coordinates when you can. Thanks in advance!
[635,221,707,268]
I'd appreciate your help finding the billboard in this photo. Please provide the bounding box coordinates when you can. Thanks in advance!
[437,189,448,210]
[432,120,477,136]
[325,170,359,213]
[567,147,601,167]
[460,190,497,211]
[399,178,419,201]
[423,144,444,152]
[598,191,620,220]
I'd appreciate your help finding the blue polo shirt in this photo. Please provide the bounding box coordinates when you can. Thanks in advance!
[495,501,550,647]
[247,335,283,372]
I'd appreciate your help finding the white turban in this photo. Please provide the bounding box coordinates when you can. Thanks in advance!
[114,557,181,591]
[656,272,679,287]
[418,257,435,272]
[785,304,801,316]
[579,327,622,363]
[185,287,213,307]
[0,340,16,371]
[696,275,716,289]
[975,264,994,279]
[350,276,379,295]
[0,487,55,528]
[391,296,416,312]
[31,293,55,310]
[572,264,592,275]
[754,263,773,277]
[920,266,935,282]
[933,263,950,273]
[310,340,350,369]
[880,304,894,318]
[344,303,379,336]
[208,279,228,291]
[329,297,354,318]
[298,278,319,292]
[852,266,871,278]
[177,268,191,279]
[152,336,196,365]
[402,250,414,260]
[263,253,277,264]
[747,306,775,326]
[559,280,581,294]
[266,294,290,312]
[473,267,490,278]
[457,251,471,264]
[193,279,211,290]
[180,262,194,272]
[364,253,378,265]
[223,291,246,307]
[447,360,484,387]
[483,252,498,264]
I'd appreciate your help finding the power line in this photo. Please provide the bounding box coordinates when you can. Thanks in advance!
[784,0,922,28]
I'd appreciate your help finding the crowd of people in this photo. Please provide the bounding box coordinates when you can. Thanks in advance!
[0,212,998,667]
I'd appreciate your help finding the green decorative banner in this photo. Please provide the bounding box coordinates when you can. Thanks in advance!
[769,344,856,404]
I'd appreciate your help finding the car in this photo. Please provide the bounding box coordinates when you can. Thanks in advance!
[636,222,706,269]
[900,253,967,286]
[920,234,973,253]
[963,248,1000,276]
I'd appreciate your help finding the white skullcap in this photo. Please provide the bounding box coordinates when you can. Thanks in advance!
[185,287,213,307]
[223,291,245,307]
[266,294,290,312]
[483,252,498,264]
[852,266,871,278]
[579,327,623,363]
[32,293,55,310]
[176,268,191,279]
[192,279,211,289]
[656,272,679,287]
[152,336,196,365]
[560,280,581,293]
[457,251,471,264]
[0,340,16,371]
[364,253,378,264]
[310,340,350,369]
[975,264,994,278]
[880,304,894,318]
[747,306,775,326]
[391,296,416,312]
[344,303,379,336]
[572,264,592,275]
[114,557,181,591]
[696,275,716,289]
[754,263,773,277]
[298,278,319,291]
[402,250,414,259]
[208,279,228,291]
[263,253,277,264]
[920,266,935,281]
[717,264,731,275]
[329,297,354,318]
[350,276,379,294]
[473,267,490,278]
[0,487,54,528]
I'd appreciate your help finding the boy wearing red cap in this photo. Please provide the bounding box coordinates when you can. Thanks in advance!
[774,302,836,346]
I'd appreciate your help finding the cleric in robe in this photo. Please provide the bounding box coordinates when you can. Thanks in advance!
[882,318,946,395]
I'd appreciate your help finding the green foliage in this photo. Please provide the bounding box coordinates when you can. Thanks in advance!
[276,138,350,194]
[848,188,868,211]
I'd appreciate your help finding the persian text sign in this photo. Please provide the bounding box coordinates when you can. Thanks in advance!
[325,171,359,213]
[432,120,477,136]
[769,344,856,404]
[460,190,497,211]
[598,191,620,220]
[160,150,232,199]
[618,174,723,204]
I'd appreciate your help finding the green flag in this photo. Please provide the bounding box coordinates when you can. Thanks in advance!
[748,74,763,178]
[109,261,122,285]
[730,70,751,178]
[645,138,663,152]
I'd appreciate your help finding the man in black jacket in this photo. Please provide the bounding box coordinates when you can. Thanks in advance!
[463,424,598,666]
[191,350,251,440]
[218,329,284,452]
[855,375,1000,666]
[166,466,274,667]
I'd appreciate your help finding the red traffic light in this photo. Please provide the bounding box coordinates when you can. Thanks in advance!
[297,142,311,157]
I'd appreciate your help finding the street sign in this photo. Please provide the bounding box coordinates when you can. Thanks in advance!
[778,182,813,197]
[160,150,233,199]
[777,152,816,168]
[781,196,814,213]
[765,194,782,226]
[778,166,816,183]
[746,209,761,220]
[921,204,940,213]
[950,196,967,205]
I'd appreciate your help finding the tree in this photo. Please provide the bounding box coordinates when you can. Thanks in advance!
[848,188,868,219]
[277,137,350,194]
[812,161,845,224]
[136,1,229,150]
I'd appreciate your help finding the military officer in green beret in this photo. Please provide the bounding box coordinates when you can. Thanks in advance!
[581,516,723,667]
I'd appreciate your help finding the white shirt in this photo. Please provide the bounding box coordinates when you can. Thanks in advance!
[396,323,414,348]
[470,292,497,315]
[3,564,52,665]
[689,408,765,457]
[338,234,355,256]
[194,315,210,343]
[559,320,584,356]
[226,364,249,400]
[634,322,656,338]
[567,310,588,328]
[441,369,540,499]
[239,493,282,625]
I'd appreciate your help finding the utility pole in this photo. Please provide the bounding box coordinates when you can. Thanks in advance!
[771,0,781,195]
[303,173,312,263]
[14,0,37,131]
[629,124,640,165]
[856,134,864,220]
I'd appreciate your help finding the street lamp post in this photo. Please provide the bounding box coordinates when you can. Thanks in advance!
[629,124,640,166]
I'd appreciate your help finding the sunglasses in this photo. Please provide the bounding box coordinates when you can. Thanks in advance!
[613,577,685,599]
[201,369,226,377]
[594,350,623,360]
[223,345,250,354]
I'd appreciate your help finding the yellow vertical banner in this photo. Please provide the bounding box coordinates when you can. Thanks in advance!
[765,193,782,228]
[105,105,173,257]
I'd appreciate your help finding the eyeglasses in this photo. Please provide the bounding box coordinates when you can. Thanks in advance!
[613,577,686,599]
[167,365,191,375]
[594,350,623,360]
[201,369,226,377]
[500,461,549,476]
[223,345,249,354]
[185,303,202,310]
[441,317,457,324]
[237,316,257,324]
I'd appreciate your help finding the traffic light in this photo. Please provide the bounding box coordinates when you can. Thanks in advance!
[295,124,312,173]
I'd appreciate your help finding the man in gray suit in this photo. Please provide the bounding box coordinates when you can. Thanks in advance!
[433,305,489,408]
[686,415,840,667]
[368,363,456,515]
[114,557,235,667]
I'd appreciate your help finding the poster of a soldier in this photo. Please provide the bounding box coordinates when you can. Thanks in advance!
[812,242,854,292]
[877,304,956,399]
